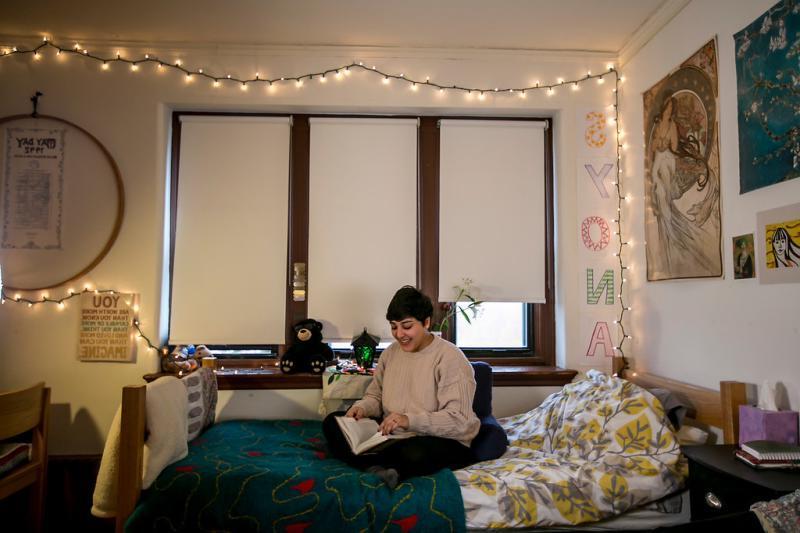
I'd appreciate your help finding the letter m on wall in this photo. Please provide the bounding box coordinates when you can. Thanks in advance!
[586,268,614,305]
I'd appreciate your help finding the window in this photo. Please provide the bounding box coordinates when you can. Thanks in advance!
[169,113,554,366]
[455,302,528,349]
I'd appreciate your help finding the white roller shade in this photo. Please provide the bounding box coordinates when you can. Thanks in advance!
[308,118,417,342]
[439,120,546,303]
[170,116,291,344]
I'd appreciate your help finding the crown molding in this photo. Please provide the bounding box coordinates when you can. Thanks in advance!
[618,0,691,68]
[0,33,616,63]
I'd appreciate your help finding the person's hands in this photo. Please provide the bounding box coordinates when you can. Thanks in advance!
[379,412,409,435]
[346,406,365,420]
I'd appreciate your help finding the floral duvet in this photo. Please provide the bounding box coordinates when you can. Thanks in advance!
[456,370,685,529]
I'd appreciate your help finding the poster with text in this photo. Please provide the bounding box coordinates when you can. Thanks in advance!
[79,292,139,362]
[2,127,65,249]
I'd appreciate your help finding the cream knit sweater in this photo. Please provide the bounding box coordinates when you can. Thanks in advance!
[353,335,480,446]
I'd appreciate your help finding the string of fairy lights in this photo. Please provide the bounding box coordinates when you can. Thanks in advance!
[0,283,165,355]
[0,37,632,367]
[2,38,618,97]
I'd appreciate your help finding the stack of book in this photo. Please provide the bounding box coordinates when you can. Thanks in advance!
[735,440,800,469]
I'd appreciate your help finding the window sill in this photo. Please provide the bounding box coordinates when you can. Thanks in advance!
[212,365,577,390]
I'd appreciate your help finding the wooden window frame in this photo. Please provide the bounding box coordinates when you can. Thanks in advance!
[169,112,568,389]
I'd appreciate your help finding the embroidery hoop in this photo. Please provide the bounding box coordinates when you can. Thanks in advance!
[0,113,125,291]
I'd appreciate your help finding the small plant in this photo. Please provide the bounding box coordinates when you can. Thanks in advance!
[432,278,483,333]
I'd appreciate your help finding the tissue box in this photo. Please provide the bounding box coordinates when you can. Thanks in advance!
[739,405,799,445]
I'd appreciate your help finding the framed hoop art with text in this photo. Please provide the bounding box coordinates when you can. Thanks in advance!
[0,114,124,291]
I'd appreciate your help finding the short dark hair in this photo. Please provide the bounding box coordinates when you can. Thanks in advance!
[386,285,433,322]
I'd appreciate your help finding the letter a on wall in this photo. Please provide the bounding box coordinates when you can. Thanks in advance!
[586,321,614,357]
[586,268,615,305]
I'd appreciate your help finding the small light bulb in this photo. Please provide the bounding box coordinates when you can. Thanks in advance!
[58,302,65,310]
[547,87,555,96]
[597,77,605,84]
[557,77,564,84]
[382,76,390,84]
[33,52,41,60]
[213,80,220,88]
[130,63,139,71]
[185,73,192,82]
[198,68,203,74]
[478,92,486,101]
[519,90,527,99]
[240,82,247,91]
[175,59,182,66]
[319,75,326,83]
[101,62,109,70]
[296,79,303,87]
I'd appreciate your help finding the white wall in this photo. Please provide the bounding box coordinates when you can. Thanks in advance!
[0,42,609,454]
[622,0,800,408]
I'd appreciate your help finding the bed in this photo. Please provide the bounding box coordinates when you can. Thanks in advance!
[105,357,746,532]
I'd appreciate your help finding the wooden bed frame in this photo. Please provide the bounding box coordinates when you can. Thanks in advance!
[112,359,747,532]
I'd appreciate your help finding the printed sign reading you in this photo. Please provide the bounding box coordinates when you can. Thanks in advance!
[79,292,139,362]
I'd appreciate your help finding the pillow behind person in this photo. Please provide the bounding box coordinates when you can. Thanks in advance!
[648,387,689,430]
[182,367,217,441]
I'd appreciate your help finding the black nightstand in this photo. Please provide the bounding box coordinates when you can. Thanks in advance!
[684,444,800,524]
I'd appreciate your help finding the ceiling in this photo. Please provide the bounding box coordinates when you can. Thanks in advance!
[2,0,685,56]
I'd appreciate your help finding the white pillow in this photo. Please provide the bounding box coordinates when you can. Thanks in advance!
[677,424,710,446]
[142,376,188,489]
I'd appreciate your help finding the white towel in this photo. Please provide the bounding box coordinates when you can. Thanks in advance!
[91,376,188,518]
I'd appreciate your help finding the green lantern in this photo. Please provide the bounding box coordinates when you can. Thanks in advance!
[351,328,380,368]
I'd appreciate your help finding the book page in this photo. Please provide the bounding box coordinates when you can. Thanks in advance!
[335,416,415,455]
[336,416,382,453]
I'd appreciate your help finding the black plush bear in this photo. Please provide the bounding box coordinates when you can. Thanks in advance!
[280,319,334,374]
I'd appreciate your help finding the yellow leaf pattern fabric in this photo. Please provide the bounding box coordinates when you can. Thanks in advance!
[457,370,685,529]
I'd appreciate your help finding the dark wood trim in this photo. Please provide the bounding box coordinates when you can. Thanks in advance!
[169,112,556,367]
[166,112,182,342]
[535,120,556,364]
[490,366,576,386]
[214,365,575,390]
[418,117,440,316]
[286,115,310,348]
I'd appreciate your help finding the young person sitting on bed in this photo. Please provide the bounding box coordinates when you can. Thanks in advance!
[322,285,480,489]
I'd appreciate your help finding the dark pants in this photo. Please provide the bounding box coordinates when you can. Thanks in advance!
[322,411,476,481]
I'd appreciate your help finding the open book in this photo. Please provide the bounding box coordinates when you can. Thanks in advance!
[335,416,414,455]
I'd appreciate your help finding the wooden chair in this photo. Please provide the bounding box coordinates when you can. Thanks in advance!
[0,382,50,533]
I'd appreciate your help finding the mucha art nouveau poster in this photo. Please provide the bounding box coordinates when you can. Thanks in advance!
[643,39,722,281]
[735,0,800,193]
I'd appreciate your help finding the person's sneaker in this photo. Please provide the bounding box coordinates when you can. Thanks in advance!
[366,465,399,489]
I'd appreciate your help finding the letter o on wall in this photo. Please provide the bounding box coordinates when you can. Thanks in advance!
[581,216,611,251]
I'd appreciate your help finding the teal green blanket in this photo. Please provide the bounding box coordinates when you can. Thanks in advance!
[126,420,466,532]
